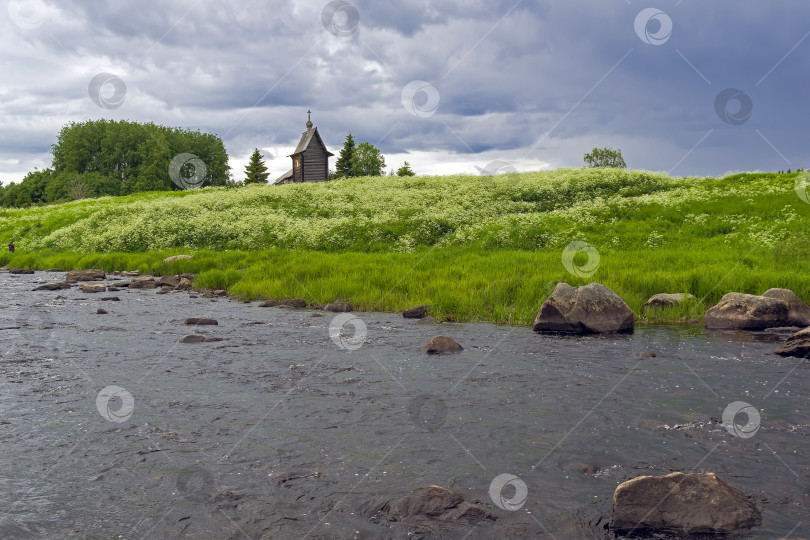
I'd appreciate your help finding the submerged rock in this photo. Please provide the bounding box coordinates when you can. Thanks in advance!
[33,282,71,291]
[372,485,496,524]
[185,318,218,326]
[403,305,430,319]
[259,300,281,308]
[66,269,105,283]
[773,326,810,358]
[611,472,761,535]
[422,336,463,354]
[704,293,789,330]
[416,316,439,325]
[180,334,207,343]
[534,282,634,334]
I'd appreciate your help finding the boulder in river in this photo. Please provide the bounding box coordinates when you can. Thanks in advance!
[101,296,121,301]
[80,283,106,293]
[403,305,429,319]
[533,282,634,334]
[9,268,35,274]
[185,318,218,326]
[422,336,463,354]
[643,293,695,313]
[66,269,106,283]
[704,293,789,330]
[371,485,497,524]
[180,334,207,343]
[96,308,108,315]
[611,472,761,535]
[164,254,192,263]
[128,276,157,289]
[773,326,810,358]
[158,275,181,288]
[761,288,810,327]
[325,301,353,312]
[33,282,71,291]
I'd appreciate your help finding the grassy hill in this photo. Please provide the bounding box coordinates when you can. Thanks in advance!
[2,169,809,325]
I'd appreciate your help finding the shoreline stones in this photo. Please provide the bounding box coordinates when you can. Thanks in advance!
[403,305,429,319]
[761,288,810,327]
[534,282,634,334]
[422,336,463,354]
[773,326,810,358]
[643,293,694,313]
[611,472,761,535]
[704,291,806,330]
[325,301,353,312]
[9,268,35,274]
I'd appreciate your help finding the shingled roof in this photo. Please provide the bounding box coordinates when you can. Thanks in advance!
[289,127,334,158]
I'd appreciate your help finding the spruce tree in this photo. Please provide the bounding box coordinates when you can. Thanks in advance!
[335,134,356,178]
[244,148,270,184]
[396,161,415,176]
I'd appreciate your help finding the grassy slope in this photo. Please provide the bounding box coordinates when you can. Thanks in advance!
[1,169,808,325]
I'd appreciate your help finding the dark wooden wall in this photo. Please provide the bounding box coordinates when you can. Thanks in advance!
[301,144,328,183]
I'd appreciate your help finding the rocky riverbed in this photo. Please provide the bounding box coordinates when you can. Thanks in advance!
[1,271,808,539]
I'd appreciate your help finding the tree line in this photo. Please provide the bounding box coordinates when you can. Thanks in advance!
[0,119,230,208]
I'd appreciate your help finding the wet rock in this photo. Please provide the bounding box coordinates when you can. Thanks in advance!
[156,288,170,295]
[534,282,634,334]
[279,298,307,309]
[128,276,157,289]
[213,289,228,297]
[773,326,810,358]
[96,308,108,315]
[205,337,224,342]
[416,316,439,325]
[643,293,695,313]
[704,293,789,330]
[372,485,496,524]
[259,300,281,308]
[403,305,430,319]
[180,335,207,343]
[176,278,192,290]
[761,288,810,327]
[189,295,198,299]
[66,269,106,282]
[325,301,353,312]
[101,296,121,301]
[164,254,192,263]
[422,336,463,355]
[9,268,35,274]
[765,326,803,334]
[611,472,761,535]
[80,283,106,293]
[185,318,218,326]
[33,282,71,291]
[158,275,180,288]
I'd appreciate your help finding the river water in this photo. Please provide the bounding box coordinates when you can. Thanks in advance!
[0,272,808,539]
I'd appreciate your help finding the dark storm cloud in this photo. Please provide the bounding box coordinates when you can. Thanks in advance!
[1,0,809,184]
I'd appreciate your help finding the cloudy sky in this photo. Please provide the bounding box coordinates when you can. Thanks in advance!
[1,0,808,184]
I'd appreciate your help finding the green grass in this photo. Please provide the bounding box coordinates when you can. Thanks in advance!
[1,169,809,325]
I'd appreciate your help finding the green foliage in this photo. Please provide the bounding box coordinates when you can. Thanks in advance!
[0,119,230,208]
[335,133,356,178]
[353,142,386,177]
[243,148,269,184]
[584,146,626,168]
[396,161,415,176]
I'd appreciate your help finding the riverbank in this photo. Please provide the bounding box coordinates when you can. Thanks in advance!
[1,169,808,325]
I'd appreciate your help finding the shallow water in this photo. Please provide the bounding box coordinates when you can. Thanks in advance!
[0,272,808,539]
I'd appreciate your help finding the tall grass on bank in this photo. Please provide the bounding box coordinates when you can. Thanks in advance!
[2,245,808,326]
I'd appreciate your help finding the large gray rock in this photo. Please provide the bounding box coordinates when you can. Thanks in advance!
[773,326,810,358]
[371,485,497,524]
[128,276,158,289]
[762,288,810,327]
[643,293,695,313]
[66,269,105,283]
[80,283,106,293]
[422,336,463,355]
[704,293,789,330]
[533,282,634,334]
[164,254,192,263]
[611,472,761,535]
[33,282,71,291]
